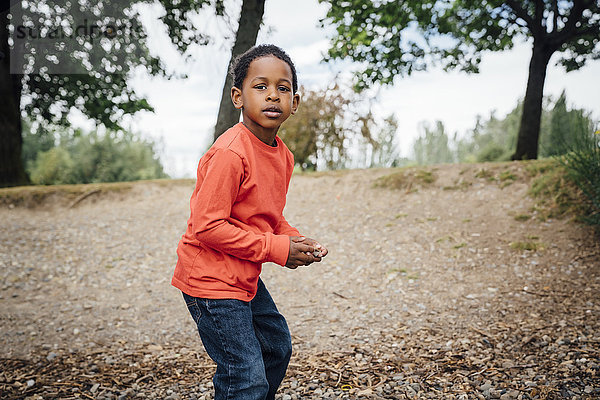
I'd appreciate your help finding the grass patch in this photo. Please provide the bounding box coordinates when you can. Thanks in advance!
[436,235,454,243]
[500,171,518,181]
[443,178,472,191]
[524,159,557,177]
[514,214,532,222]
[475,168,496,181]
[527,159,587,220]
[374,167,437,191]
[558,132,600,232]
[453,242,467,249]
[499,170,518,188]
[0,178,194,209]
[510,241,546,251]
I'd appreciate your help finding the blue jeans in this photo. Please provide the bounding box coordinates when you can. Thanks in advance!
[182,279,292,400]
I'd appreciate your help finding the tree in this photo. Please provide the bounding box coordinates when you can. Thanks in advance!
[279,83,375,170]
[319,0,600,160]
[369,114,399,168]
[1,0,228,187]
[25,126,167,184]
[213,0,265,141]
[413,121,455,165]
[540,90,596,157]
[455,103,522,163]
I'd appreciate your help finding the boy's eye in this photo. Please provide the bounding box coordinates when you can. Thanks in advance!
[279,86,291,92]
[254,84,267,89]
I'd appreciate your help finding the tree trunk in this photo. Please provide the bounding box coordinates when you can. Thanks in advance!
[512,41,554,160]
[213,0,265,141]
[0,3,28,187]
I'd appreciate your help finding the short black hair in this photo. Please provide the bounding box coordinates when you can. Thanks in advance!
[230,44,298,93]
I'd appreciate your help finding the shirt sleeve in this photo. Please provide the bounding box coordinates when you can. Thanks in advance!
[190,148,291,266]
[274,214,301,236]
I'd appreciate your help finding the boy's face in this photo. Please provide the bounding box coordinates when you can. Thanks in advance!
[231,56,299,141]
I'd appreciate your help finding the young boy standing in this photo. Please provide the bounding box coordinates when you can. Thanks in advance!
[172,44,328,399]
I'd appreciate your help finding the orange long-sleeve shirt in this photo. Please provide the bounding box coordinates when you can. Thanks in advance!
[171,123,300,301]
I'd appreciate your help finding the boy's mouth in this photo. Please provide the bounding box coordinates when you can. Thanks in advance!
[263,106,282,118]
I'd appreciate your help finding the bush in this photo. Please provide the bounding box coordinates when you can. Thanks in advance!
[559,130,600,231]
[476,143,510,162]
[528,160,585,220]
[30,147,76,185]
[25,127,168,185]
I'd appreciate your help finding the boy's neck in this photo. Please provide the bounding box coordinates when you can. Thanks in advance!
[242,121,278,147]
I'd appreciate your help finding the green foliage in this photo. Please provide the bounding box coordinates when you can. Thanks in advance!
[455,102,522,163]
[320,1,600,89]
[476,143,510,163]
[25,127,167,185]
[374,167,436,191]
[558,128,600,231]
[30,147,75,185]
[413,121,455,165]
[528,159,588,220]
[514,214,531,222]
[368,115,400,168]
[540,91,597,157]
[12,1,228,131]
[425,94,597,164]
[21,119,56,170]
[280,83,399,170]
[279,84,349,170]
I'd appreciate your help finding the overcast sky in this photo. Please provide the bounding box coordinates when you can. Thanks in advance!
[87,1,600,178]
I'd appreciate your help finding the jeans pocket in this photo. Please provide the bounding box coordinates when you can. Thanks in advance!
[183,293,202,325]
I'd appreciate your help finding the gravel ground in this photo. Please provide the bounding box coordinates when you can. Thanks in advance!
[1,162,599,399]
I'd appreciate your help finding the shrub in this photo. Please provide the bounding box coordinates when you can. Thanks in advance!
[30,147,76,185]
[25,128,168,185]
[559,130,600,231]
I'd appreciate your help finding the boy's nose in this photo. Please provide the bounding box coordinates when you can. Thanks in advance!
[266,89,279,101]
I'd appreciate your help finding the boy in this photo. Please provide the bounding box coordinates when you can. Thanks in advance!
[172,44,328,399]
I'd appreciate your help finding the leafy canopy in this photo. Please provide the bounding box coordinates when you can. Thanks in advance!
[11,0,227,131]
[320,0,600,89]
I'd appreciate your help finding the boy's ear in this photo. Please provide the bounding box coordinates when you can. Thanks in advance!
[291,93,300,115]
[231,86,243,109]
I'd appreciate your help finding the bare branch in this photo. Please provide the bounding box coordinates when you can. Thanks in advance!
[552,0,559,33]
[534,0,545,30]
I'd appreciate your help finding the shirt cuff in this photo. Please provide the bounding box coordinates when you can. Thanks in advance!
[268,233,291,266]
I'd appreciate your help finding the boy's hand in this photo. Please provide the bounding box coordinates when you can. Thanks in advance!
[285,236,318,269]
[285,236,328,269]
[302,237,328,258]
